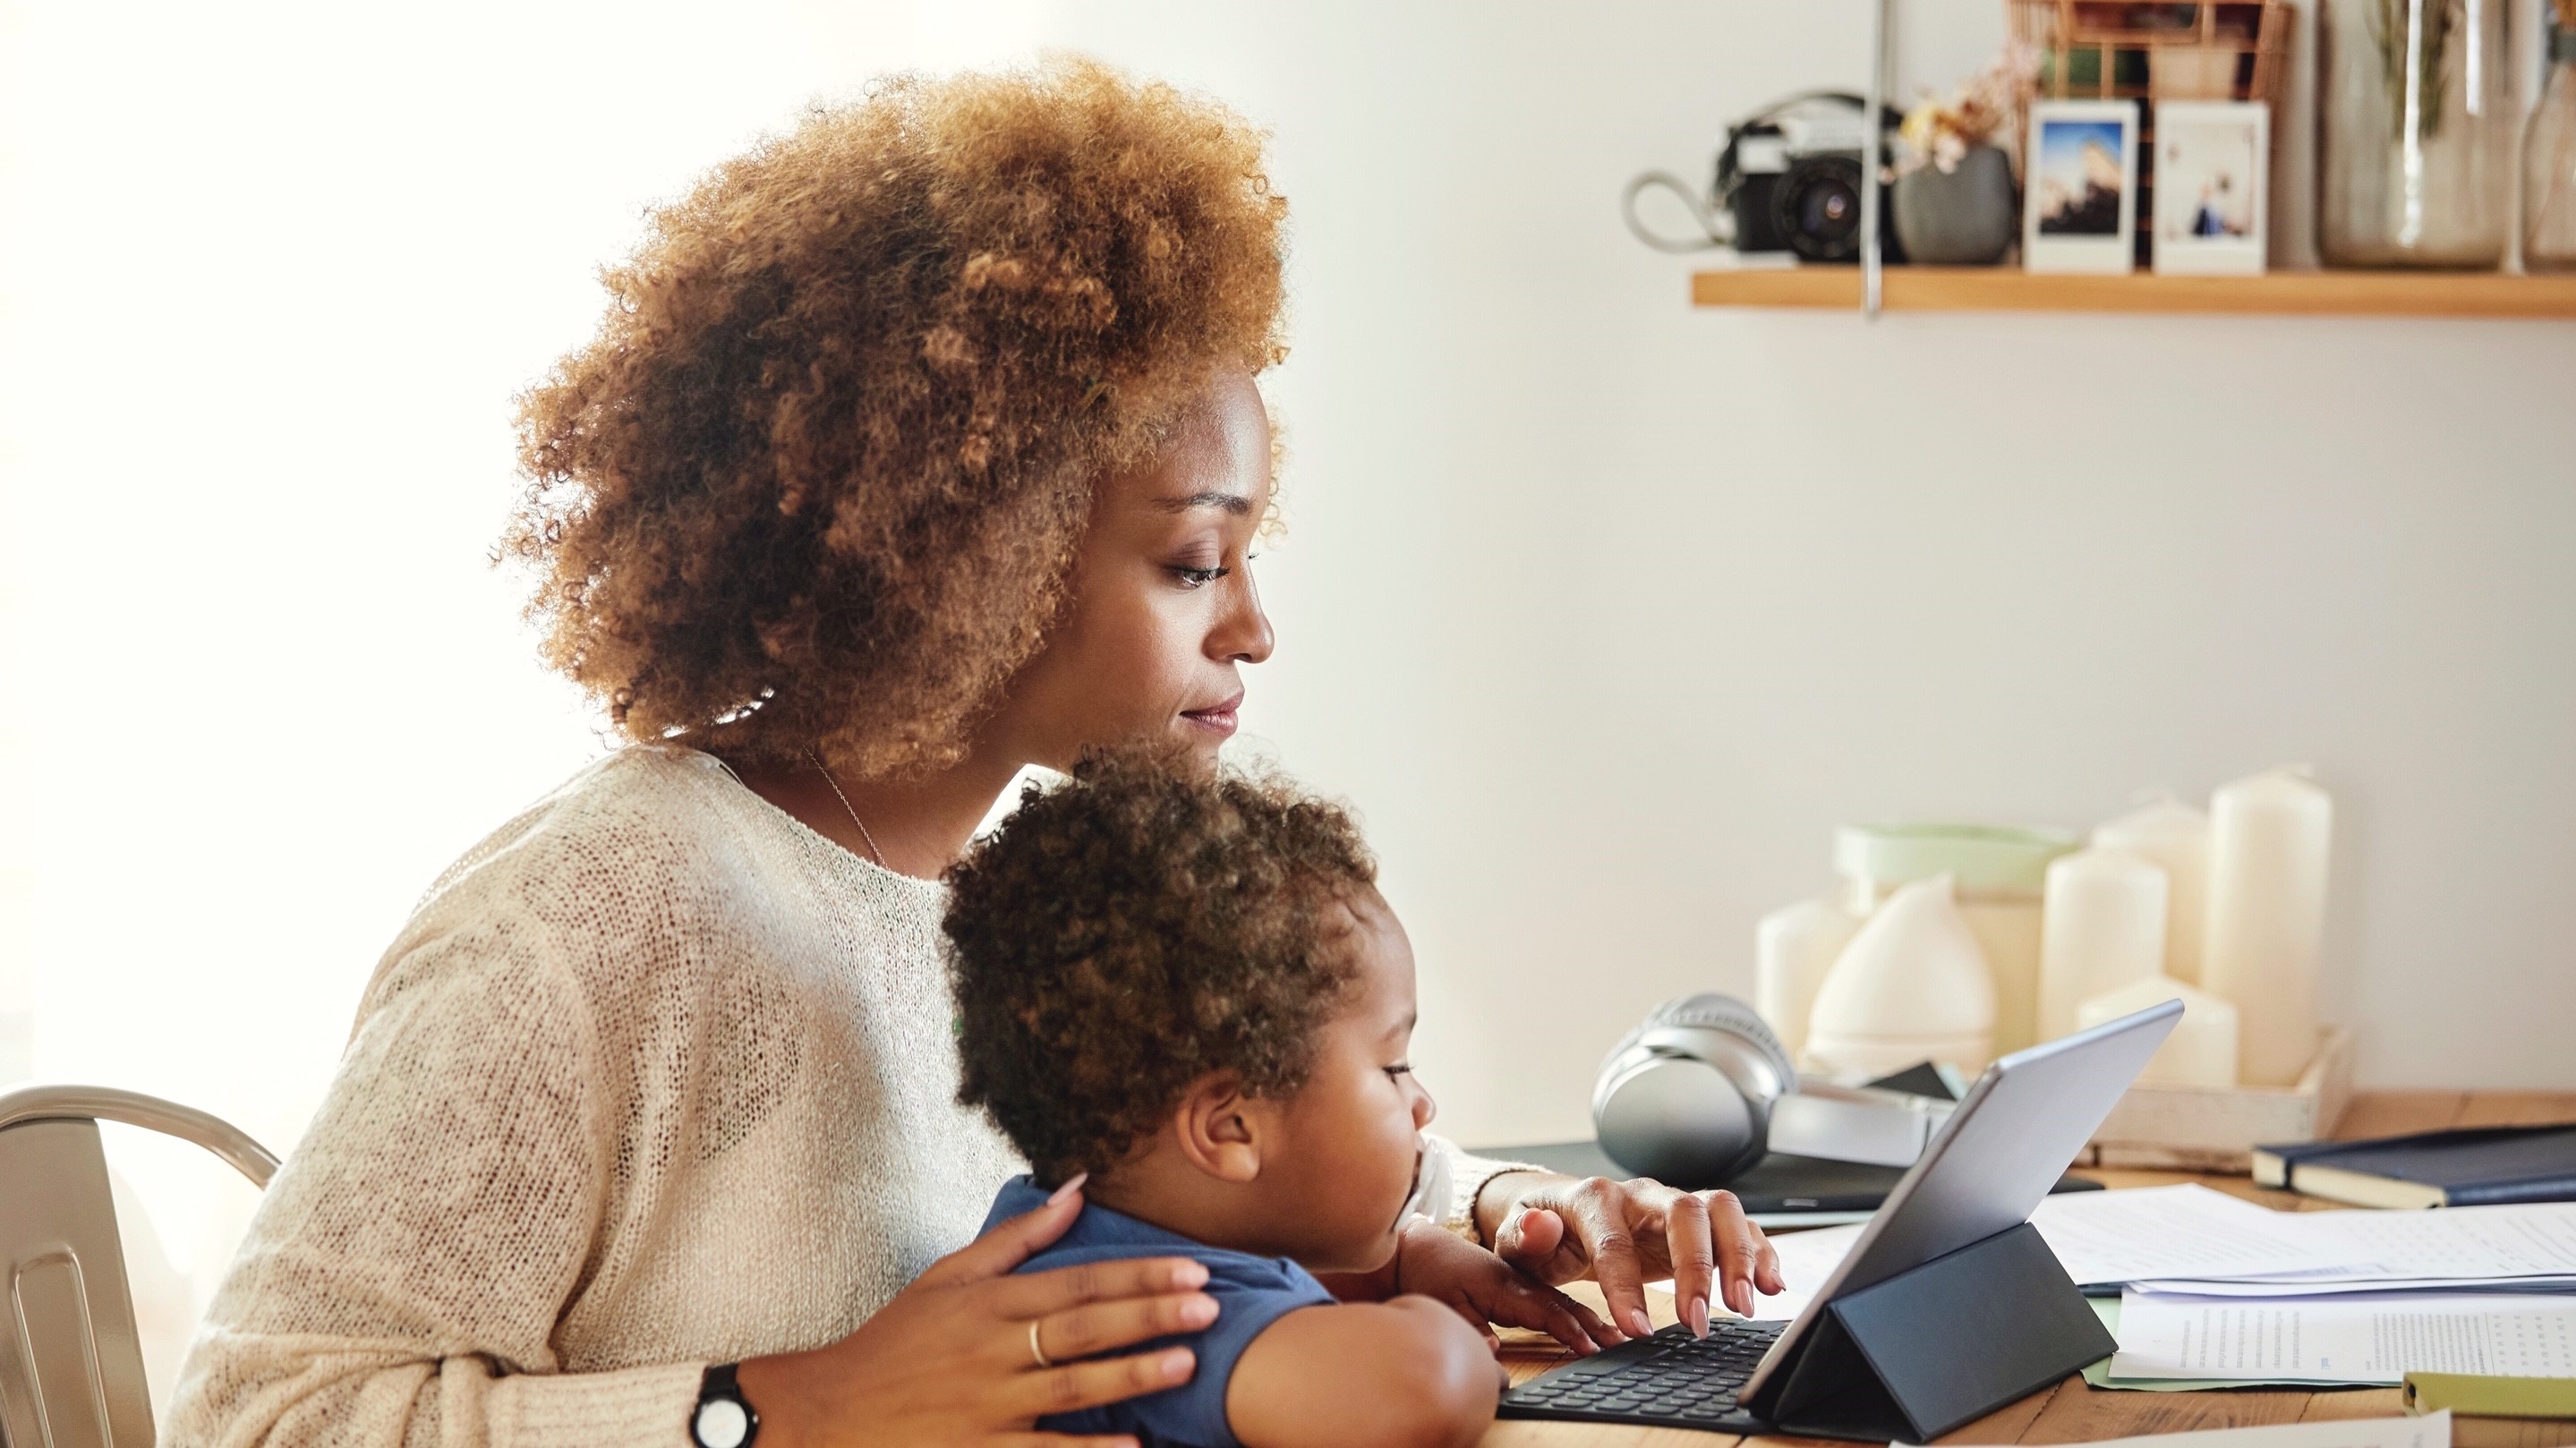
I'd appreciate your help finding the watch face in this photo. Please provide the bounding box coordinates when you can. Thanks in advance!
[694,1397,751,1448]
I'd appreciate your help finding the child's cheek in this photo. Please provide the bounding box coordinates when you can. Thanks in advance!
[1327,1084,1419,1252]
[1375,1094,1423,1227]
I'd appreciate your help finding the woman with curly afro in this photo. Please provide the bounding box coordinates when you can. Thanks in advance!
[170,58,1777,1448]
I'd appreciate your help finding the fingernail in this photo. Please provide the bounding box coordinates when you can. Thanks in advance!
[1627,1308,1653,1337]
[1689,1293,1710,1338]
[1180,1294,1217,1327]
[1047,1171,1089,1206]
[1160,1347,1195,1381]
[1171,1260,1209,1289]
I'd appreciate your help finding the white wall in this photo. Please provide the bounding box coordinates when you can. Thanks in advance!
[1040,3,2576,1145]
[4,0,2571,1235]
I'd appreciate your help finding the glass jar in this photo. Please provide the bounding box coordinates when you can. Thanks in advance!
[2317,0,2511,267]
[2527,23,2576,272]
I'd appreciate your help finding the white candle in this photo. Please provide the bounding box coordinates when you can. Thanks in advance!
[2201,767,2333,1086]
[1754,898,1860,1058]
[2092,795,2212,986]
[2077,975,2239,1087]
[2038,848,2168,1042]
[1806,874,1996,1076]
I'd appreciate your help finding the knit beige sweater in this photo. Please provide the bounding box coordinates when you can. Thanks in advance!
[168,746,1523,1448]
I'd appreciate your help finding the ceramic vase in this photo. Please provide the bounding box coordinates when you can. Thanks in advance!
[1892,146,2017,265]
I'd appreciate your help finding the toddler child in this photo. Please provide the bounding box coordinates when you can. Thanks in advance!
[943,750,1616,1448]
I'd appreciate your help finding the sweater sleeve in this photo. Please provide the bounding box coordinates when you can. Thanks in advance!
[1423,1134,1540,1246]
[166,903,701,1448]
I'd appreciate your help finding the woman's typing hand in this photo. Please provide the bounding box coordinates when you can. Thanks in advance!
[738,1178,1205,1448]
[1317,1219,1620,1356]
[1478,1173,1786,1341]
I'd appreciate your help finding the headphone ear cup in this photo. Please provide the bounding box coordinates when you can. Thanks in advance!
[1593,992,1794,1188]
[1646,992,1799,1088]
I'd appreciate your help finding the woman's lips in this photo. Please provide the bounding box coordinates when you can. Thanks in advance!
[1180,691,1243,737]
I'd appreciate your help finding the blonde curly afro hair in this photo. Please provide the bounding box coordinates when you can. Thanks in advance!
[503,58,1287,778]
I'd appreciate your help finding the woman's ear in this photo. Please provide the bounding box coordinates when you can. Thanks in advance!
[1171,1072,1272,1184]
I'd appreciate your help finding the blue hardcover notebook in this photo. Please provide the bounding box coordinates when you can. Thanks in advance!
[2256,1124,2576,1208]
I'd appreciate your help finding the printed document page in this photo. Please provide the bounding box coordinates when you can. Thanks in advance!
[2299,1205,2576,1281]
[1903,1411,2451,1448]
[2028,1185,2362,1285]
[1744,1221,1863,1324]
[2111,1290,2576,1384]
[2133,1273,2576,1297]
[2141,1203,2576,1290]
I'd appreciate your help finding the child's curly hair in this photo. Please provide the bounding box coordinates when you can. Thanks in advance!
[502,59,1287,779]
[945,749,1377,1184]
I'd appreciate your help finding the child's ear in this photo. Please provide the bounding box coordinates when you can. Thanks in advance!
[1171,1072,1273,1185]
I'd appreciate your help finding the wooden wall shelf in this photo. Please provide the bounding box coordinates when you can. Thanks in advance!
[1689,266,2576,319]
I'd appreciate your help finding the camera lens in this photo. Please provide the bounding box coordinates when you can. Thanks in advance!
[1771,154,1868,262]
[1803,181,1856,237]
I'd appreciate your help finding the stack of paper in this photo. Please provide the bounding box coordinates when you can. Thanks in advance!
[1737,1186,2576,1392]
[2109,1290,2576,1385]
[2041,1189,2576,1388]
[2133,1204,2576,1297]
[1898,1410,2449,1448]
[2029,1184,2364,1287]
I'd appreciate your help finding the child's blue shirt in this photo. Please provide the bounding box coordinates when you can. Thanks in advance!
[981,1175,1336,1448]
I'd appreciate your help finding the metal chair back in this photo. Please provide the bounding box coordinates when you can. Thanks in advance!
[0,1086,277,1448]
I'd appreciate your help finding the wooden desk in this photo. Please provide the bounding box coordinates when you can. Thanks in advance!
[1485,1090,2576,1448]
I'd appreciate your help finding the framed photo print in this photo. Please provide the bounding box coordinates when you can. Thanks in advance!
[2152,101,2269,276]
[2024,99,2138,274]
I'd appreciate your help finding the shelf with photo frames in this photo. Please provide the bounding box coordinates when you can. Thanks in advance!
[1795,0,2574,318]
[1687,266,2576,319]
[2008,0,2293,273]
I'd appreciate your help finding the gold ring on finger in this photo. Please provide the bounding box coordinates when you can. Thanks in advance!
[1028,1317,1053,1370]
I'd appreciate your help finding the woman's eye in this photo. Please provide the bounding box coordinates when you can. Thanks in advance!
[1170,565,1231,588]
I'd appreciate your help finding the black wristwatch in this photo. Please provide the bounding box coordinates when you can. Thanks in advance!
[691,1362,760,1448]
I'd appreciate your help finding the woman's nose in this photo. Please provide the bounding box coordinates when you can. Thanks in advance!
[1213,566,1275,665]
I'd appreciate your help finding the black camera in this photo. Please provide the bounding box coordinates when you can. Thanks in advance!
[1717,93,1906,264]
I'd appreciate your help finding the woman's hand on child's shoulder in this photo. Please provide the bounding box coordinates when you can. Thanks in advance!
[737,1179,1210,1448]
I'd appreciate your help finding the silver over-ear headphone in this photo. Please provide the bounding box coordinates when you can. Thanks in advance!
[1591,992,1961,1188]
[1592,993,1799,1186]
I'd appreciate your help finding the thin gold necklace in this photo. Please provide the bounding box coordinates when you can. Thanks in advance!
[806,748,887,868]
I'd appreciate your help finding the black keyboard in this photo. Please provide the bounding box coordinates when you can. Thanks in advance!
[1497,1317,1786,1433]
